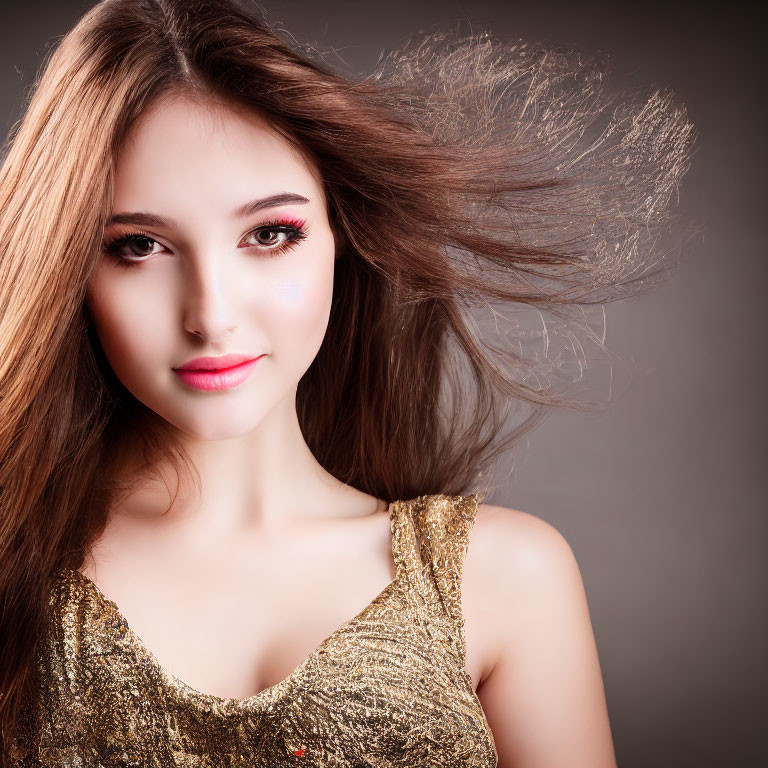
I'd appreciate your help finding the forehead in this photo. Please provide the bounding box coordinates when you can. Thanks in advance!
[112,94,323,214]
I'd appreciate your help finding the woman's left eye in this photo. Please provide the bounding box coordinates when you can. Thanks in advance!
[245,224,306,250]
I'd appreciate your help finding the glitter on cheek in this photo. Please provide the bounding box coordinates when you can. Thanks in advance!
[276,277,305,306]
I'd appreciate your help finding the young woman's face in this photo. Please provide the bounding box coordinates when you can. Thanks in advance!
[86,95,336,440]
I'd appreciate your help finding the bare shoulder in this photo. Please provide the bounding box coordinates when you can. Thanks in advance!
[465,502,618,767]
[472,500,571,551]
[468,500,579,604]
[462,501,577,682]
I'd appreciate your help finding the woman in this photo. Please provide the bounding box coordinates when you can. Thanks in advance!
[0,0,695,765]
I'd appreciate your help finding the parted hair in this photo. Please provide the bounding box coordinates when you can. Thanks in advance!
[0,0,696,750]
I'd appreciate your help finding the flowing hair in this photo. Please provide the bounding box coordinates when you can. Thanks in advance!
[0,0,696,750]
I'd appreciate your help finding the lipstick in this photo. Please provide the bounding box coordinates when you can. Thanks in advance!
[173,354,264,392]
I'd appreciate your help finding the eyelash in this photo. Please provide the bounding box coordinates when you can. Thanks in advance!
[101,217,309,268]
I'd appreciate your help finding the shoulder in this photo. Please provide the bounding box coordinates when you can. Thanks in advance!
[465,502,618,765]
[469,500,579,590]
[463,501,584,668]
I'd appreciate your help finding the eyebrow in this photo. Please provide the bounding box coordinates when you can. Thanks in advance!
[106,192,311,228]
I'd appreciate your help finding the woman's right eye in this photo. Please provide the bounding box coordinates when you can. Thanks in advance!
[101,231,164,266]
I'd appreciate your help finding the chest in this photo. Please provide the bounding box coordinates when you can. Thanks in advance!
[42,568,499,768]
[78,514,493,701]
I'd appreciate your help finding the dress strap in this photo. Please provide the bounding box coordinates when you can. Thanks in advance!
[390,492,487,670]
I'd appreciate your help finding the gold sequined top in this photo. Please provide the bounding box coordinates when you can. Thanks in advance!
[9,493,498,767]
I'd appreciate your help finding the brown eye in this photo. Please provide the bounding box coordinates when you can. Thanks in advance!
[254,229,283,246]
[124,235,157,256]
[244,221,308,255]
[101,231,165,266]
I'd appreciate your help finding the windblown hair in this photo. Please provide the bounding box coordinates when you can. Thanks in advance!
[0,0,696,750]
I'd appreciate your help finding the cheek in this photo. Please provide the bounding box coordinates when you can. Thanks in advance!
[272,271,332,335]
[86,272,172,384]
[265,258,334,355]
[274,275,328,314]
[275,277,307,306]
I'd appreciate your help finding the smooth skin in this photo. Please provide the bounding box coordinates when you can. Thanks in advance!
[83,92,617,768]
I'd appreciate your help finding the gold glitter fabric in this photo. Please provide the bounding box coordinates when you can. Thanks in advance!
[10,493,498,767]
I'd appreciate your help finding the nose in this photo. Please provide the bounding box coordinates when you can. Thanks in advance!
[182,257,237,342]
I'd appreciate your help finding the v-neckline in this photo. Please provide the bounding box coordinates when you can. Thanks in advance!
[65,500,404,710]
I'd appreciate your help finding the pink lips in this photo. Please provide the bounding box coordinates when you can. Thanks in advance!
[173,353,265,392]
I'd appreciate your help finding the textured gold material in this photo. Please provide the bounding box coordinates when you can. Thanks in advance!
[10,493,497,767]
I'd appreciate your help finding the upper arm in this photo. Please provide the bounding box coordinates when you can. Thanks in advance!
[474,504,618,768]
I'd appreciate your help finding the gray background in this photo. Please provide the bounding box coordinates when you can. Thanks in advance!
[2,2,764,766]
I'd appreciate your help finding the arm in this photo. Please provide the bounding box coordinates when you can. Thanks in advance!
[475,505,618,768]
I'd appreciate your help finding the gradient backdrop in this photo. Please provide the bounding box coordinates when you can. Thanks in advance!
[1,2,764,766]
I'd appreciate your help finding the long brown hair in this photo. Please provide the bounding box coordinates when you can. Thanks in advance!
[0,0,696,750]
